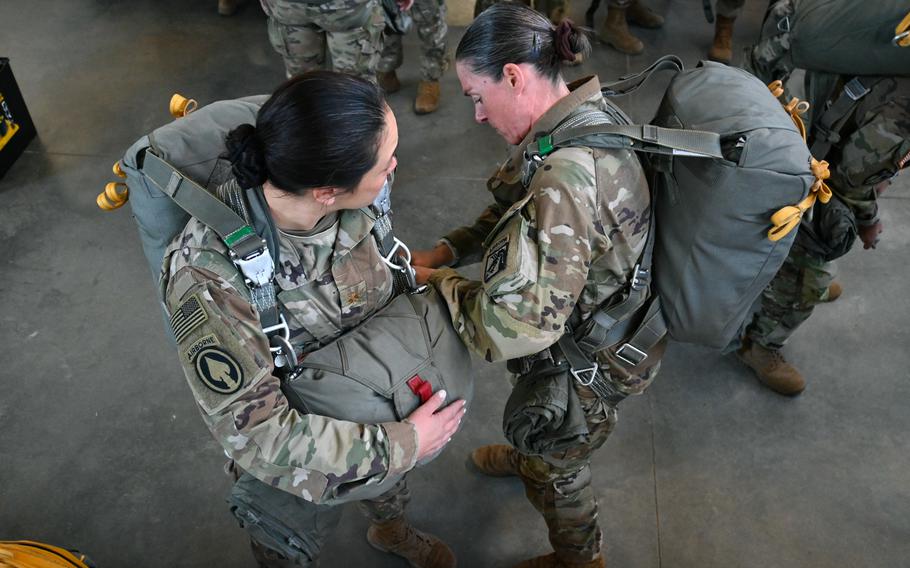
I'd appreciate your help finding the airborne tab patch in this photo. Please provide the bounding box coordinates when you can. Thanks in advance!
[194,347,244,394]
[171,294,208,344]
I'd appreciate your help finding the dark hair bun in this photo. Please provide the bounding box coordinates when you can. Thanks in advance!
[225,123,268,189]
[553,19,591,62]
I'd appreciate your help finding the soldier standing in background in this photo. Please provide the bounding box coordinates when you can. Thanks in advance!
[739,1,910,394]
[412,5,663,567]
[707,0,745,64]
[593,0,664,55]
[377,0,449,114]
[258,0,388,79]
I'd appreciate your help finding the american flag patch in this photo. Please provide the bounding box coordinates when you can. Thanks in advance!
[171,294,208,344]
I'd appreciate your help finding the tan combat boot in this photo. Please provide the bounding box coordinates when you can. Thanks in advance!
[737,340,806,395]
[707,15,736,64]
[218,0,244,16]
[824,281,843,302]
[513,553,606,568]
[599,6,644,55]
[367,517,456,568]
[470,444,520,477]
[378,70,402,94]
[627,0,664,28]
[415,81,441,115]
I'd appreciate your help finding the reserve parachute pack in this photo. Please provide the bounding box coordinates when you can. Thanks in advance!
[101,94,474,502]
[0,541,95,568]
[750,0,910,79]
[522,57,826,354]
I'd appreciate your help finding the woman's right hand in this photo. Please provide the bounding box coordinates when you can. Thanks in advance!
[410,243,455,269]
[406,390,467,461]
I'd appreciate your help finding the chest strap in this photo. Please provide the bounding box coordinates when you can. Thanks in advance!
[809,77,880,160]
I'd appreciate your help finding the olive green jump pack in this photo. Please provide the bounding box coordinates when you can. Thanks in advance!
[524,58,818,351]
[118,96,473,458]
[758,0,910,77]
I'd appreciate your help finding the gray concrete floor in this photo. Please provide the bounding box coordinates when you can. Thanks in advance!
[1,1,909,567]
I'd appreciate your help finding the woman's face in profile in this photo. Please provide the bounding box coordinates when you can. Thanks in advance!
[457,61,528,145]
[344,105,399,209]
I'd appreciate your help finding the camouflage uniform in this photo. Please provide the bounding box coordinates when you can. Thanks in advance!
[428,77,657,562]
[743,70,910,349]
[160,186,419,564]
[715,0,745,19]
[260,0,385,79]
[378,0,447,81]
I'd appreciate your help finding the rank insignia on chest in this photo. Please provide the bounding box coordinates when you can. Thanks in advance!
[194,347,244,394]
[484,237,510,283]
[171,294,208,344]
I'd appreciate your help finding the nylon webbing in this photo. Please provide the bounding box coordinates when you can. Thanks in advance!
[809,77,879,159]
[143,152,262,259]
[600,55,684,97]
[533,124,723,159]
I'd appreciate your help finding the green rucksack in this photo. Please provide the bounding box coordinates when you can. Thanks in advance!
[521,57,827,356]
[102,95,475,497]
[750,0,910,79]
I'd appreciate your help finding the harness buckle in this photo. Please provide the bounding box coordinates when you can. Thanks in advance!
[630,264,649,290]
[777,15,790,33]
[843,77,871,101]
[264,314,296,368]
[570,365,599,386]
[615,343,647,367]
[231,241,274,287]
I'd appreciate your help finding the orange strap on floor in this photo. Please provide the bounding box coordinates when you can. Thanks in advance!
[894,11,910,47]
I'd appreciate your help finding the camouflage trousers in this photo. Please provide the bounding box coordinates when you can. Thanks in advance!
[745,243,836,350]
[473,0,604,23]
[378,0,447,81]
[514,376,642,562]
[229,470,410,566]
[716,0,745,19]
[261,0,385,79]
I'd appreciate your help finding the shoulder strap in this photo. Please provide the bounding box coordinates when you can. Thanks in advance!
[527,123,724,161]
[809,76,881,159]
[144,152,295,368]
[600,54,684,97]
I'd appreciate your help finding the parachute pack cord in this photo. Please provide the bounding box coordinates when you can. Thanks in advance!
[766,80,833,242]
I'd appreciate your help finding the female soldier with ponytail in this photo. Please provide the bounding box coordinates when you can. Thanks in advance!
[161,71,465,568]
[412,5,659,567]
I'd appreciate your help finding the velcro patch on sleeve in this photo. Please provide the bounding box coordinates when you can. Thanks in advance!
[171,293,208,344]
[484,237,510,283]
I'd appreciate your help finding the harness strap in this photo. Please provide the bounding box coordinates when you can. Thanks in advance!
[600,55,685,98]
[145,152,291,366]
[809,77,879,159]
[528,124,724,161]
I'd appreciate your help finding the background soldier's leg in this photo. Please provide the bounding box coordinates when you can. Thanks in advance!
[747,245,836,350]
[322,0,385,79]
[358,478,411,522]
[517,385,618,563]
[377,32,404,75]
[708,0,744,63]
[266,16,326,78]
[715,0,745,19]
[229,472,344,566]
[411,0,447,82]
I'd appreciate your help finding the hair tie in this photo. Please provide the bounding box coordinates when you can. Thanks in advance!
[553,20,577,61]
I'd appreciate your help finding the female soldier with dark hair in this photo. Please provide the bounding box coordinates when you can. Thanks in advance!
[161,71,464,568]
[411,5,659,567]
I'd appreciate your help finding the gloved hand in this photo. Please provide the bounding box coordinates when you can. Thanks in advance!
[859,220,883,250]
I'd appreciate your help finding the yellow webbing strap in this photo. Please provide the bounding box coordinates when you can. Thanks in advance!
[895,11,910,47]
[765,81,832,242]
[0,541,90,568]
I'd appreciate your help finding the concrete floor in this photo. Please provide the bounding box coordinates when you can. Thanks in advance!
[1,1,909,567]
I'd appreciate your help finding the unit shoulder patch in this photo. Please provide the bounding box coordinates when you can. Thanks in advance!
[171,293,208,344]
[194,347,244,394]
[484,237,510,283]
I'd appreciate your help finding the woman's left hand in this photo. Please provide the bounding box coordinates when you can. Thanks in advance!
[414,265,437,285]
